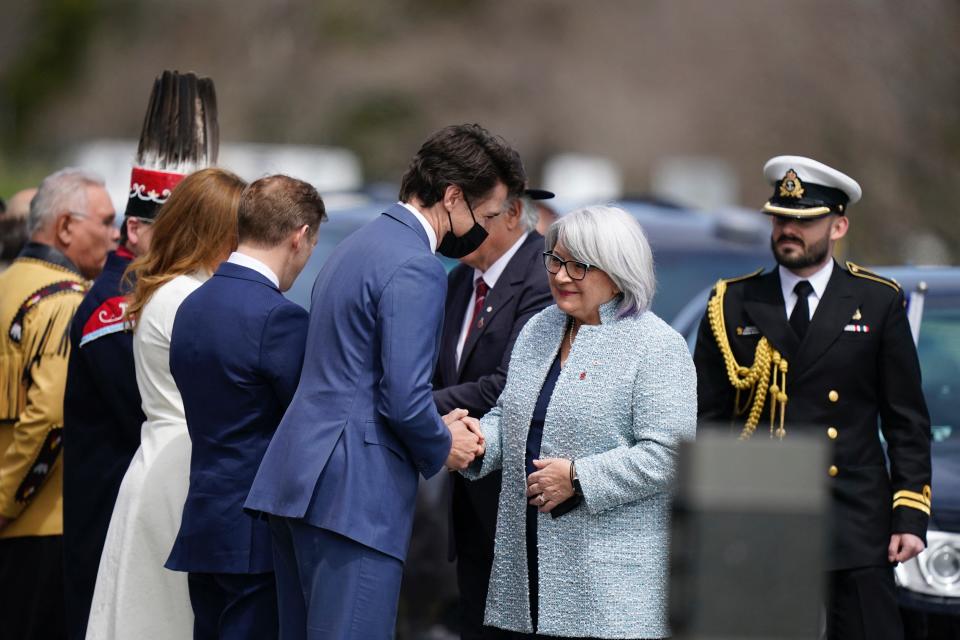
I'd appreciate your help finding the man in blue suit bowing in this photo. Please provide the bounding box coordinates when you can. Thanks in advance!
[166,175,326,639]
[246,124,528,639]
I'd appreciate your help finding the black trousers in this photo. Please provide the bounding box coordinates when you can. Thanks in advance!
[454,495,510,640]
[827,566,903,640]
[0,534,65,640]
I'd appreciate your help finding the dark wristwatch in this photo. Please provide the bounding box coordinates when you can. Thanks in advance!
[570,460,583,496]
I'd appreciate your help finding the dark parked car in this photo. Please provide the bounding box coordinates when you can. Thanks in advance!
[284,195,458,309]
[287,196,773,323]
[671,265,960,636]
[597,199,772,323]
[887,267,960,638]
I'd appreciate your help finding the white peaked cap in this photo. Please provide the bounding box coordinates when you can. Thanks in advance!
[763,156,862,205]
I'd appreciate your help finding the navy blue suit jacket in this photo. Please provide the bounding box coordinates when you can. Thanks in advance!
[246,204,453,562]
[166,261,308,574]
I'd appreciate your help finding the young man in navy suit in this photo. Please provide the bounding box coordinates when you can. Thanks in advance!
[245,124,527,639]
[166,175,326,639]
[432,190,554,639]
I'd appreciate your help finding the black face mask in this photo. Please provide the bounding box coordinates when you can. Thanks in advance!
[437,199,488,259]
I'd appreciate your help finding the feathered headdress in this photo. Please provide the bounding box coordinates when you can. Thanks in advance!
[124,70,219,219]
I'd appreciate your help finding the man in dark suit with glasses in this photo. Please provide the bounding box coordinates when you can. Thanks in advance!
[433,189,554,639]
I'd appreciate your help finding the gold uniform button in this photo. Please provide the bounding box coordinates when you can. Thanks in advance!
[827,427,838,440]
[828,465,839,477]
[828,390,839,403]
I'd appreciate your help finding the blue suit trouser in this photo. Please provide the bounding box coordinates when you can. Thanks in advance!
[187,571,279,640]
[269,516,404,640]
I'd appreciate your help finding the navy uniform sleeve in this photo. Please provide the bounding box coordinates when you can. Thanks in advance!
[878,288,933,540]
[73,331,145,450]
[65,288,145,453]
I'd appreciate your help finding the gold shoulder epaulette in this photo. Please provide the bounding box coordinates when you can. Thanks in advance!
[718,267,764,287]
[846,261,900,293]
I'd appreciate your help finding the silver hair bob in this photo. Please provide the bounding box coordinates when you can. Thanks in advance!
[544,205,655,318]
[28,167,106,235]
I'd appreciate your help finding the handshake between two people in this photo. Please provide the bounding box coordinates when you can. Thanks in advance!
[443,408,485,471]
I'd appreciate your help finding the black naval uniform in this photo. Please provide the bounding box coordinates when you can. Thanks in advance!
[62,248,144,640]
[694,260,932,639]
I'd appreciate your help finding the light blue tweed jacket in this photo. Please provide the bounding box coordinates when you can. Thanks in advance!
[464,299,696,639]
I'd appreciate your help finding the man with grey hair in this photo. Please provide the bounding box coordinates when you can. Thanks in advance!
[431,188,555,639]
[0,167,116,639]
[25,169,118,279]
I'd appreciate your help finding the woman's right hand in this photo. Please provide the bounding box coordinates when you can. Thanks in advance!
[526,458,575,513]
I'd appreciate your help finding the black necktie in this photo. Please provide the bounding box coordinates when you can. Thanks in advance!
[789,280,814,339]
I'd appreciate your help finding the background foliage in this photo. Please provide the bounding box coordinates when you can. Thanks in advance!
[1,0,958,263]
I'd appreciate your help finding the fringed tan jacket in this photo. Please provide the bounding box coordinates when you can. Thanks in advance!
[0,243,86,538]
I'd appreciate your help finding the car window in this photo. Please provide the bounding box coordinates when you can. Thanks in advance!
[917,294,960,445]
[284,207,460,310]
[652,248,769,322]
[284,216,375,309]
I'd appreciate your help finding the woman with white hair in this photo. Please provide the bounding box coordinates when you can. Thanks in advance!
[463,205,697,639]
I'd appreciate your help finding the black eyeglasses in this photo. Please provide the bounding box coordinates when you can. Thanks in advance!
[542,252,593,281]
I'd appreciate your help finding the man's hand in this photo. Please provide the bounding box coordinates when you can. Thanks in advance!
[442,408,468,427]
[444,408,484,471]
[888,532,925,563]
[526,458,574,513]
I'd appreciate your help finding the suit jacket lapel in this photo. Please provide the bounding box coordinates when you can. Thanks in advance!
[743,271,800,361]
[457,279,517,377]
[455,233,540,377]
[439,267,473,385]
[792,263,858,377]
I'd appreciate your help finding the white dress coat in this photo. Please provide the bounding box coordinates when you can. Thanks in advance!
[86,273,207,639]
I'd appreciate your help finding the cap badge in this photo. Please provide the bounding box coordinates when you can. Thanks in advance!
[778,169,805,199]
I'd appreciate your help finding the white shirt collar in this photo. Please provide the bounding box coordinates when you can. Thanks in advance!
[399,201,438,254]
[227,251,280,288]
[779,260,833,301]
[474,231,529,289]
[779,259,834,319]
